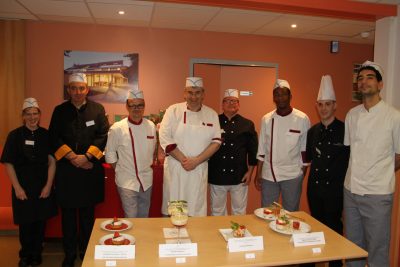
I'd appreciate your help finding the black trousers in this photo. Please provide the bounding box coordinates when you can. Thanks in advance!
[306,184,343,267]
[19,220,46,259]
[61,206,94,260]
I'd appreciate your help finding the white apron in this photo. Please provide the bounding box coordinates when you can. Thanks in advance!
[162,111,214,216]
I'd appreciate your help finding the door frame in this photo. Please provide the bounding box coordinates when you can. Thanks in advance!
[189,58,279,78]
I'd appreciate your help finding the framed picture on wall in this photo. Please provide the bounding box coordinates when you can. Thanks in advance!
[352,63,362,102]
[64,50,139,103]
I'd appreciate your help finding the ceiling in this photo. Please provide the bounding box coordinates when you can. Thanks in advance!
[0,0,399,44]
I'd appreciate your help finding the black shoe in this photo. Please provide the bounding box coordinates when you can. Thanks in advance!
[18,258,30,267]
[31,255,42,266]
[62,256,75,267]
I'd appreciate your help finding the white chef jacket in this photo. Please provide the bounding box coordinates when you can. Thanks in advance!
[105,117,157,192]
[159,102,221,216]
[257,108,310,182]
[344,100,400,195]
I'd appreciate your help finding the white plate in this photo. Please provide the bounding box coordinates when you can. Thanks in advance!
[254,208,284,221]
[100,219,133,232]
[99,233,135,245]
[269,221,311,235]
[219,228,252,242]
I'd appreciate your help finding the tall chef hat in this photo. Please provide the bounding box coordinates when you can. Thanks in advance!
[359,60,384,80]
[22,97,40,111]
[69,73,87,84]
[317,75,336,101]
[224,89,239,98]
[185,77,203,88]
[127,88,144,99]
[273,79,290,90]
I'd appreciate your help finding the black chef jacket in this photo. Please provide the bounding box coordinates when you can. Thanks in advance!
[306,118,349,190]
[208,113,258,185]
[49,100,109,208]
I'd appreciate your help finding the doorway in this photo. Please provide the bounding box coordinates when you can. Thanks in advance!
[190,58,278,215]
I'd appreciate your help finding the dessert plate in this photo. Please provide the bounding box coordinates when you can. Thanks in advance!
[100,219,132,232]
[254,208,286,221]
[269,221,311,235]
[99,233,135,245]
[219,228,252,242]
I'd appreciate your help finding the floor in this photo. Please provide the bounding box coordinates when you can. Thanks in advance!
[0,231,82,267]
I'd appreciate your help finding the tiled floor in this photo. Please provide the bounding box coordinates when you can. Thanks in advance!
[0,231,82,267]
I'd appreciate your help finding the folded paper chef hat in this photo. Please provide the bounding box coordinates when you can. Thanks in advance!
[127,88,144,99]
[224,89,239,98]
[317,75,336,101]
[360,60,384,78]
[186,77,203,88]
[22,97,39,111]
[69,73,87,84]
[274,79,291,90]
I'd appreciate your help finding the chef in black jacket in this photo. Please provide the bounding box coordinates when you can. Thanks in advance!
[49,73,109,267]
[1,98,57,267]
[305,75,349,267]
[208,89,258,215]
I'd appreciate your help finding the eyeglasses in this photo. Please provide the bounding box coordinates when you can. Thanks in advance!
[69,86,86,92]
[223,99,239,104]
[127,104,145,110]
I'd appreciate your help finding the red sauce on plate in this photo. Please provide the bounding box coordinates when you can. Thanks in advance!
[105,223,128,230]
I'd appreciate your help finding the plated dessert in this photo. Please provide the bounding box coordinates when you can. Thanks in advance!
[100,217,133,232]
[230,221,246,238]
[100,232,135,245]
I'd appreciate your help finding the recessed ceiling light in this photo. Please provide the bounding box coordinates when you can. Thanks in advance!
[291,24,297,28]
[118,10,125,15]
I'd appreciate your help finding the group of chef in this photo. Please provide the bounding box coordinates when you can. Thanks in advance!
[2,59,398,267]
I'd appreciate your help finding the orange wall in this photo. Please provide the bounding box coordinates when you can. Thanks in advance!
[25,21,372,128]
[24,21,373,214]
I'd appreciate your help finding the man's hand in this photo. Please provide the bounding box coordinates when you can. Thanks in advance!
[181,157,200,171]
[241,171,252,185]
[254,176,262,191]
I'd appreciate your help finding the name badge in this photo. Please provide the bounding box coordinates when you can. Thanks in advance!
[94,245,135,259]
[86,120,95,127]
[25,140,35,146]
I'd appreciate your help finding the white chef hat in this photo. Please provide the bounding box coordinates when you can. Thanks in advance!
[274,79,291,90]
[360,60,384,79]
[22,97,39,111]
[317,75,336,101]
[224,89,239,98]
[69,73,87,84]
[127,88,144,99]
[186,77,203,88]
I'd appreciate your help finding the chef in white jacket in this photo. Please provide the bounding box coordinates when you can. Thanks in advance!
[105,89,157,218]
[160,77,221,216]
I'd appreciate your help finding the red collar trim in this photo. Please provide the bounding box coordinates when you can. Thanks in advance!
[128,117,143,125]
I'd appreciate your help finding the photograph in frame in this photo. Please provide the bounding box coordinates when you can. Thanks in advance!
[64,50,138,103]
